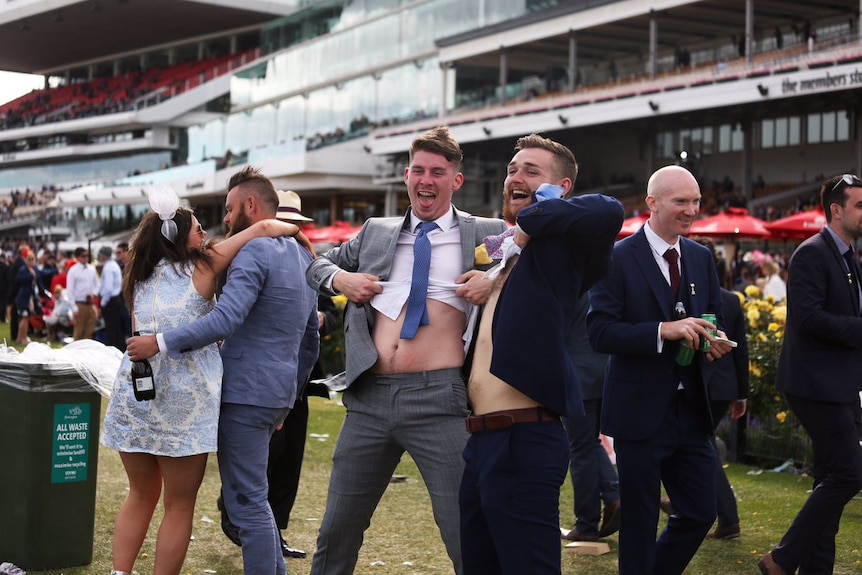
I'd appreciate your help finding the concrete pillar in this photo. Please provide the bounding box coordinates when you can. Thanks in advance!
[568,30,577,93]
[499,48,508,106]
[649,11,657,80]
[745,0,754,66]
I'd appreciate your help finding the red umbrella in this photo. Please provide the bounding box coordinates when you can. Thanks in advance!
[765,208,826,240]
[688,207,771,239]
[617,212,649,240]
[304,221,361,245]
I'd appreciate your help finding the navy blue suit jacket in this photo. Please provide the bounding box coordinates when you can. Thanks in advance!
[709,288,749,402]
[587,228,723,441]
[489,194,623,418]
[776,228,862,403]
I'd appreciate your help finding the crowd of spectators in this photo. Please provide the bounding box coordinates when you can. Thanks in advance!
[0,187,58,222]
[0,50,255,131]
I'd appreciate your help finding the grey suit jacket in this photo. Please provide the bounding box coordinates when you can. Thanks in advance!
[164,236,319,409]
[306,206,505,388]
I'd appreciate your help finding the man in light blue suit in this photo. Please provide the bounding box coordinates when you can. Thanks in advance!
[305,126,505,575]
[128,167,319,575]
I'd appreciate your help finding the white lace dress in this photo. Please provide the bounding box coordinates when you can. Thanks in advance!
[100,259,222,456]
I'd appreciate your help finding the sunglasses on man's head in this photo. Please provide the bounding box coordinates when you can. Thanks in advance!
[831,174,862,193]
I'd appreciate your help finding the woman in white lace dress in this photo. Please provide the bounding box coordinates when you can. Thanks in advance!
[100,188,308,575]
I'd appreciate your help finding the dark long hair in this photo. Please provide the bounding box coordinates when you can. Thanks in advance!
[122,207,212,310]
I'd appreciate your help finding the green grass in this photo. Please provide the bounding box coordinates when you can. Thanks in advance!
[4,321,860,575]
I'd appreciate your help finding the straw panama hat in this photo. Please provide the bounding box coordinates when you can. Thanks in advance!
[276,190,313,222]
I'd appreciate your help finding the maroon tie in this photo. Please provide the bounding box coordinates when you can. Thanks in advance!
[664,248,680,297]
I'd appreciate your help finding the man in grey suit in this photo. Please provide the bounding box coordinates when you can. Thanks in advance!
[127,167,319,575]
[305,126,505,575]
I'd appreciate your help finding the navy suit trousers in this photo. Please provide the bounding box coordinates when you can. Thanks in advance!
[460,421,568,575]
[614,392,716,575]
[709,400,739,527]
[564,398,620,535]
[772,394,862,574]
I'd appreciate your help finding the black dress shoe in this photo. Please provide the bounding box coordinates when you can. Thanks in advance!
[280,538,306,559]
[561,528,599,542]
[758,551,788,575]
[707,523,740,540]
[216,494,242,547]
[599,499,621,538]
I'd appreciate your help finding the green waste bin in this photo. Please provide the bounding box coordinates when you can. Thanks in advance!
[0,359,102,570]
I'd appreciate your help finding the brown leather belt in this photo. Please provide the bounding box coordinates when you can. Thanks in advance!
[465,406,559,433]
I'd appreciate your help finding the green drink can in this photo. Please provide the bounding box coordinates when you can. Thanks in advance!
[675,340,695,366]
[701,313,717,352]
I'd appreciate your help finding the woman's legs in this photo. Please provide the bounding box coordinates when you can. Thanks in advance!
[153,454,208,575]
[113,452,208,575]
[16,311,29,343]
[113,452,162,572]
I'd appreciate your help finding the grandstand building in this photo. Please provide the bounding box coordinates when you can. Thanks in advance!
[0,0,859,245]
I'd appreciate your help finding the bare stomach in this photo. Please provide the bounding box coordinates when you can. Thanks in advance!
[467,376,540,415]
[371,299,467,374]
[467,333,540,415]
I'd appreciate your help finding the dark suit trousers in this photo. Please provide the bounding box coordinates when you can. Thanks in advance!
[267,395,309,530]
[101,297,125,351]
[614,392,716,575]
[460,421,568,575]
[564,398,620,535]
[772,394,862,575]
[709,400,739,527]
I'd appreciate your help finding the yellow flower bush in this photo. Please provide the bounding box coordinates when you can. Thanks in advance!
[739,285,814,466]
[319,295,347,376]
[740,286,791,425]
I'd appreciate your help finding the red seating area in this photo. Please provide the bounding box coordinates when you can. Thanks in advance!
[0,49,258,129]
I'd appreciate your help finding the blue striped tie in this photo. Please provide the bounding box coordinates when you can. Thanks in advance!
[401,221,437,339]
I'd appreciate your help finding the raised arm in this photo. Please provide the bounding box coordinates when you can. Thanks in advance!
[192,219,300,295]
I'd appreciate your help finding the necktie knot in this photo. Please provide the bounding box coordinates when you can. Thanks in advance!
[416,221,438,234]
[663,248,678,265]
[663,248,680,297]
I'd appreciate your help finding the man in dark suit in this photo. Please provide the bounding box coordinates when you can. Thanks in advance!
[0,251,9,322]
[588,165,733,575]
[693,237,749,540]
[561,292,620,543]
[759,174,862,575]
[459,134,623,574]
[305,126,505,575]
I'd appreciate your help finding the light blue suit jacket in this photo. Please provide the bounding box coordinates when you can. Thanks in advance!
[164,236,319,409]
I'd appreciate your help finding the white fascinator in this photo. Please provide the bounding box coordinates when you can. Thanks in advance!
[148,187,180,243]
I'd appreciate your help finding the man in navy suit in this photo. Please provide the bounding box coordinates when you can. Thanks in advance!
[460,134,623,574]
[588,165,733,575]
[759,174,862,575]
[692,237,749,541]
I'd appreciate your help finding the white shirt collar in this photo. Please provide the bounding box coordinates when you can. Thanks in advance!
[644,219,680,258]
[408,205,456,233]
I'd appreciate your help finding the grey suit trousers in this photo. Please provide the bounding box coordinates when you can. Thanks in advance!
[310,368,469,575]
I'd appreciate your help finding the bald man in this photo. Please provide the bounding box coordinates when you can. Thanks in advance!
[587,165,732,575]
